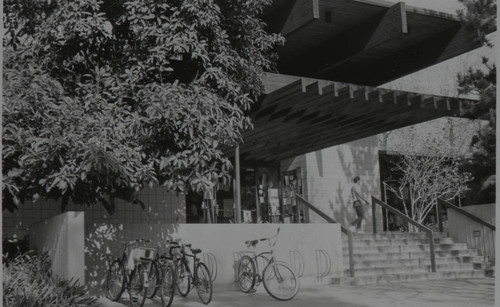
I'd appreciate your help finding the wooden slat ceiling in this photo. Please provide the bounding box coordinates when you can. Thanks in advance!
[231,73,473,165]
[263,0,482,86]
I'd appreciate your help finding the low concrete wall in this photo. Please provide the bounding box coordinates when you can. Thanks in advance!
[86,223,342,292]
[29,211,85,284]
[448,204,495,261]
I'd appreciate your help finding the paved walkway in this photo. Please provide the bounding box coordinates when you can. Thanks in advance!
[97,278,495,307]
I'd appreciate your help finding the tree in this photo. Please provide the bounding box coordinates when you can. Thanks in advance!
[3,0,284,213]
[385,150,472,230]
[456,0,496,204]
[457,0,496,48]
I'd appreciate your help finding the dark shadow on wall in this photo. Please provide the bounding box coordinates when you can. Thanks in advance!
[85,217,180,294]
[332,183,349,225]
[29,218,66,275]
[315,151,324,178]
[333,137,380,232]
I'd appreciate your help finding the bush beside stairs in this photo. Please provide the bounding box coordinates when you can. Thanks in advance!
[335,232,494,285]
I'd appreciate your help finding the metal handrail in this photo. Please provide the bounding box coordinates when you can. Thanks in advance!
[371,196,436,272]
[437,198,496,232]
[295,193,355,277]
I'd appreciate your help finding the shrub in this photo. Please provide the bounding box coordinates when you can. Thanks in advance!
[3,252,98,307]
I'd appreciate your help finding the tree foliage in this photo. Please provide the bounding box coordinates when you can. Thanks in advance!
[3,0,284,212]
[385,152,472,228]
[457,0,497,47]
[456,0,496,204]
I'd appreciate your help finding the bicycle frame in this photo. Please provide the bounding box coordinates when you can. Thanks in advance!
[115,241,143,287]
[252,252,272,282]
[177,244,200,282]
[106,239,155,304]
[173,241,213,305]
[237,228,299,301]
[243,228,280,281]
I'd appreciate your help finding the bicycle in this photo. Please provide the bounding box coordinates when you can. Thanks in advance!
[105,239,156,307]
[174,240,213,305]
[145,240,180,307]
[237,228,299,301]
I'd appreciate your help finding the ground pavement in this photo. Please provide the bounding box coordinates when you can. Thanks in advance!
[97,278,495,307]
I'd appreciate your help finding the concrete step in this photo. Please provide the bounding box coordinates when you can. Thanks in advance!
[342,255,487,269]
[342,243,468,255]
[333,270,487,286]
[342,232,448,241]
[343,237,454,247]
[342,263,478,277]
[343,249,479,262]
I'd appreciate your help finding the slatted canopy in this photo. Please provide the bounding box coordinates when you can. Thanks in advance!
[263,0,480,86]
[232,73,473,165]
[223,0,482,165]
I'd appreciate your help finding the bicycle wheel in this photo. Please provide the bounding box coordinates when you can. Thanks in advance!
[237,255,256,293]
[262,261,299,301]
[105,259,125,301]
[128,265,147,307]
[160,262,175,307]
[175,260,191,296]
[146,260,160,299]
[194,262,213,305]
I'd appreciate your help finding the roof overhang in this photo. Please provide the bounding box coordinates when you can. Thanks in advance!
[229,73,474,165]
[263,0,482,86]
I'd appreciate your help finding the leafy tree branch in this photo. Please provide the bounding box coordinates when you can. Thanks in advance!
[3,0,284,213]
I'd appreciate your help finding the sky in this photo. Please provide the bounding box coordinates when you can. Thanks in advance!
[407,0,463,14]
[384,0,463,14]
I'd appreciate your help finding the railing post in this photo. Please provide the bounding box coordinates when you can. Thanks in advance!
[383,182,388,231]
[428,231,436,272]
[347,231,355,277]
[372,197,377,233]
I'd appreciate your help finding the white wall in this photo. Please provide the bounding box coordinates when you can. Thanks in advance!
[85,223,342,292]
[29,211,85,284]
[304,136,383,232]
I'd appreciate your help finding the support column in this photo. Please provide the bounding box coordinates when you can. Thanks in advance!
[235,146,242,223]
[255,171,260,224]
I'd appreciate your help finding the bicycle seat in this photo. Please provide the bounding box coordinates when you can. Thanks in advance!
[191,249,202,254]
[245,240,258,247]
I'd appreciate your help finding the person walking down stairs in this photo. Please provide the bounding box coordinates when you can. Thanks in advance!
[350,176,370,232]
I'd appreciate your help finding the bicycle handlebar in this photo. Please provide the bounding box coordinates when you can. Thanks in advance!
[245,228,280,248]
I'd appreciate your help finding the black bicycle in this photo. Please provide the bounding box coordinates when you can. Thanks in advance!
[145,240,179,307]
[174,240,213,305]
[105,239,156,307]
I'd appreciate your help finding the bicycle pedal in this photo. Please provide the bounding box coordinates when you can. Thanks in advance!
[249,289,257,294]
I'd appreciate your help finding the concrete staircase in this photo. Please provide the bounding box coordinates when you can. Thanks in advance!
[337,232,492,285]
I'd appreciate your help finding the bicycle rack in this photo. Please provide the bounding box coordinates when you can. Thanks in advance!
[315,249,331,281]
[232,251,256,262]
[202,252,218,282]
[233,251,257,282]
[289,250,305,278]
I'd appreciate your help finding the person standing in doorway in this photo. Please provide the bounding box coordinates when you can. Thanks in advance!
[350,176,369,232]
